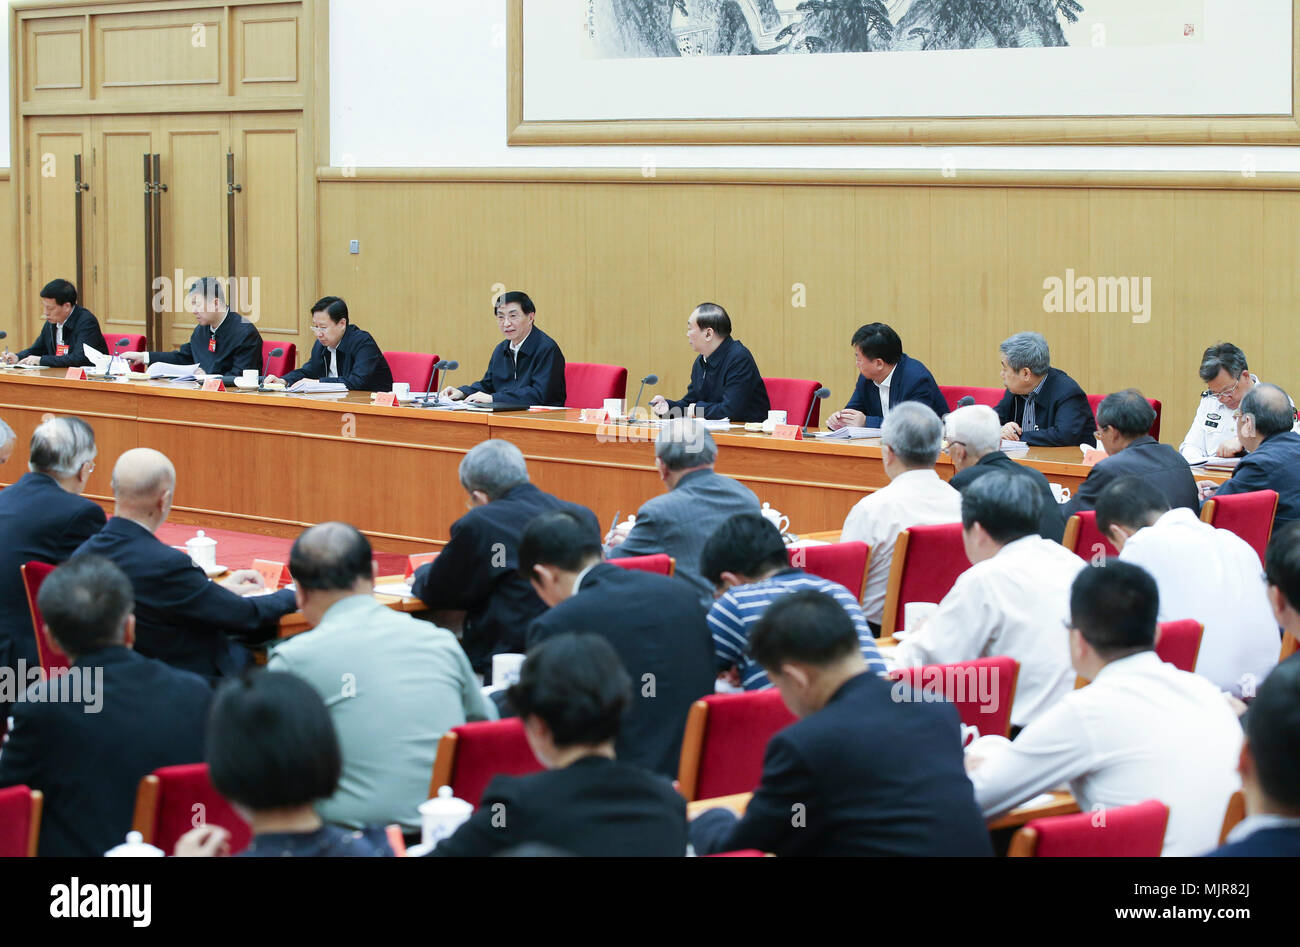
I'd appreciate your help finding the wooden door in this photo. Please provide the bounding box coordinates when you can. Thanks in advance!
[24,118,90,338]
[91,115,157,337]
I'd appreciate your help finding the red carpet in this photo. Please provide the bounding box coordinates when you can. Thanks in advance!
[155,524,409,577]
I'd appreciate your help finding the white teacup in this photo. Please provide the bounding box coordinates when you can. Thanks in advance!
[767,410,788,426]
[186,530,217,570]
[392,382,411,399]
[419,786,474,850]
[492,652,526,688]
[604,397,625,419]
[1049,482,1071,504]
[903,601,938,633]
[242,369,258,384]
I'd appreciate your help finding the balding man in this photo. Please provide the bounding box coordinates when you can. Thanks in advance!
[1200,383,1300,529]
[0,416,107,720]
[73,448,297,680]
[0,418,15,466]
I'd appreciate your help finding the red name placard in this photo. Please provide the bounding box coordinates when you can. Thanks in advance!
[201,377,226,392]
[771,423,804,441]
[372,392,397,407]
[64,367,87,380]
[252,559,289,588]
[579,408,608,423]
[405,552,438,578]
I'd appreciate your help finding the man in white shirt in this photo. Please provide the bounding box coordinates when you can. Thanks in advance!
[1095,475,1279,697]
[1179,342,1297,462]
[841,401,962,628]
[893,472,1082,730]
[966,561,1243,856]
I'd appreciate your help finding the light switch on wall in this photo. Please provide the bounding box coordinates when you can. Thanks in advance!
[349,240,360,254]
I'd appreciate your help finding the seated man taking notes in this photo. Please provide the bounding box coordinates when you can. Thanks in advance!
[995,331,1095,447]
[266,296,393,392]
[440,291,565,407]
[649,303,769,422]
[826,323,948,430]
[123,277,263,379]
[3,278,106,369]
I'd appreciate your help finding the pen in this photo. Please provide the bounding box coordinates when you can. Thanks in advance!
[610,510,621,532]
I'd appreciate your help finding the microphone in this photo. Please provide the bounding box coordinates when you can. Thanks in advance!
[259,347,285,391]
[631,373,658,419]
[420,359,459,406]
[803,387,831,434]
[101,337,130,379]
[956,395,975,408]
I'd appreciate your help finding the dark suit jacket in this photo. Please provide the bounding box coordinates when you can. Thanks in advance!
[0,646,210,857]
[1062,435,1199,519]
[150,310,264,379]
[690,672,994,857]
[996,367,1096,447]
[18,306,107,368]
[844,353,949,424]
[282,323,393,391]
[525,563,715,777]
[1207,825,1300,857]
[0,473,106,671]
[73,518,297,679]
[950,451,1065,543]
[459,326,566,406]
[664,336,770,422]
[431,756,687,857]
[1214,430,1300,527]
[411,484,600,673]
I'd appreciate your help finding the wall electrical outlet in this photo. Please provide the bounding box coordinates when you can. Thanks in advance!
[349,240,360,254]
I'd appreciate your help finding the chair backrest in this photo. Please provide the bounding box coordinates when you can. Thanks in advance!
[1282,630,1299,662]
[1200,489,1279,566]
[880,523,970,637]
[428,719,543,808]
[104,333,147,371]
[1087,393,1162,439]
[762,377,822,426]
[609,554,675,577]
[565,362,628,408]
[384,351,440,393]
[1219,789,1246,845]
[939,385,1004,413]
[788,541,870,600]
[676,690,796,802]
[132,763,252,856]
[21,561,69,675]
[887,656,1020,740]
[1154,619,1204,673]
[0,786,43,857]
[262,340,297,377]
[1061,511,1117,561]
[1008,799,1170,857]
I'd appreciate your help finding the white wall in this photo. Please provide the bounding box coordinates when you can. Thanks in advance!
[329,0,1300,173]
[0,7,10,169]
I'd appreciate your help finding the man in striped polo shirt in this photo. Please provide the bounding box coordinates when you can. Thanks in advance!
[700,513,886,690]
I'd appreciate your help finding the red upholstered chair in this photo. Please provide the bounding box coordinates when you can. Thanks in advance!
[1154,619,1204,673]
[676,690,796,802]
[1087,393,1162,439]
[1008,799,1170,857]
[763,377,822,427]
[1200,490,1279,566]
[609,554,675,577]
[1282,631,1299,662]
[428,719,543,808]
[0,786,43,857]
[788,541,871,600]
[565,362,628,408]
[887,656,1020,740]
[880,523,970,637]
[939,385,1004,413]
[103,332,147,372]
[132,763,252,856]
[384,351,439,393]
[262,340,296,377]
[1219,790,1246,844]
[1061,511,1117,561]
[21,561,69,676]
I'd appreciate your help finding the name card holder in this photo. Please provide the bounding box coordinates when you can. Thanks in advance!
[771,423,804,441]
[252,559,289,588]
[64,367,87,380]
[405,552,438,578]
[373,392,398,407]
[201,377,226,392]
[580,408,608,424]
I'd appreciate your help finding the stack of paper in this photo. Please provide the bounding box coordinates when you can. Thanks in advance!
[81,345,132,377]
[1000,439,1030,452]
[147,361,201,383]
[814,426,882,440]
[699,419,733,431]
[287,380,348,394]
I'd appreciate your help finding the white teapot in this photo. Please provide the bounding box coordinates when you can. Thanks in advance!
[761,502,790,535]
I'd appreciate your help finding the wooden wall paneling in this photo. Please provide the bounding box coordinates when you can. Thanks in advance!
[457,182,531,387]
[513,182,586,386]
[234,2,303,95]
[0,175,13,322]
[92,115,155,330]
[712,185,785,381]
[581,182,650,398]
[1260,192,1300,404]
[415,183,470,361]
[93,6,225,103]
[26,117,88,333]
[23,14,87,104]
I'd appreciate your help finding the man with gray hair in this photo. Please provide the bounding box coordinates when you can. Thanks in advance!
[0,415,107,720]
[841,402,962,629]
[1200,383,1300,529]
[946,404,1064,542]
[995,331,1095,447]
[0,417,16,466]
[607,418,761,605]
[411,439,600,674]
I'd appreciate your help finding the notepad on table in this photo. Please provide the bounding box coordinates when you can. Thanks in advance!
[146,361,201,382]
[813,426,881,440]
[999,439,1030,452]
[287,380,348,394]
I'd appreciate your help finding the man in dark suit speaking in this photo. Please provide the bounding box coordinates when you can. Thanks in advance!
[123,277,263,380]
[650,303,769,422]
[827,322,949,430]
[3,278,107,369]
[441,291,566,407]
[996,331,1096,447]
[267,296,393,392]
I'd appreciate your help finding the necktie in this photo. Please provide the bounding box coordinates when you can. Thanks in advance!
[1023,392,1038,431]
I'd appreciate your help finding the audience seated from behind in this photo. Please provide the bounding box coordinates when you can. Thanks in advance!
[1198,383,1300,528]
[520,511,714,778]
[1266,521,1300,663]
[892,472,1083,731]
[689,590,993,857]
[0,417,16,465]
[699,512,885,690]
[648,302,770,423]
[72,448,297,682]
[825,322,949,431]
[431,634,688,857]
[995,331,1096,448]
[410,439,601,675]
[1061,388,1198,518]
[1180,342,1299,463]
[0,415,107,721]
[0,556,210,857]
[268,522,496,834]
[1096,476,1279,697]
[965,561,1243,856]
[840,401,962,630]
[606,419,760,607]
[945,404,1064,542]
[175,670,392,857]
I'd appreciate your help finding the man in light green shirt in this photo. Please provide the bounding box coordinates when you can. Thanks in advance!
[268,522,495,831]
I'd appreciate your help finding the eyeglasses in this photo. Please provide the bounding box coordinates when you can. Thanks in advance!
[310,324,331,334]
[1205,375,1244,401]
[496,312,526,322]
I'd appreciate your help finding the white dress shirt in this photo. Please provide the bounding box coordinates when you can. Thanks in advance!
[328,346,339,378]
[1118,507,1280,696]
[967,651,1243,856]
[1222,813,1300,847]
[841,468,963,624]
[876,364,896,418]
[1179,375,1299,461]
[893,534,1084,729]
